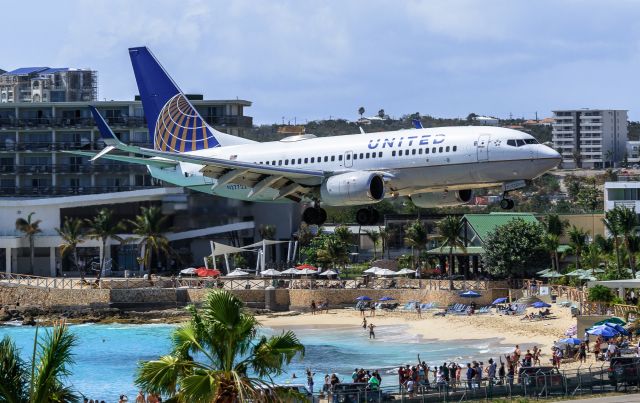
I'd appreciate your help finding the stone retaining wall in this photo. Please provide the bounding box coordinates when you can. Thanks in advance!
[0,286,110,309]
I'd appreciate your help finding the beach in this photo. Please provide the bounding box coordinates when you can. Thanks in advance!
[258,304,582,369]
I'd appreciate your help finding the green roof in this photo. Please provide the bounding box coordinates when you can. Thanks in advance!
[464,213,539,243]
[427,246,484,255]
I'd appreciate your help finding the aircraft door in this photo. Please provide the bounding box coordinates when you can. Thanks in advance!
[477,134,490,161]
[344,151,353,168]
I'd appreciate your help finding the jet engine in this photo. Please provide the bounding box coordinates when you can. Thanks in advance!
[320,171,385,206]
[411,189,474,208]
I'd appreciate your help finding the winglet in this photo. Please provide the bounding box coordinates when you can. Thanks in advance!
[89,106,121,147]
[412,119,423,129]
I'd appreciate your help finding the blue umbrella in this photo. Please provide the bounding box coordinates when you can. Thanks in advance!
[492,297,508,304]
[459,291,481,298]
[587,325,618,338]
[379,296,395,301]
[355,296,372,301]
[558,337,582,345]
[532,301,552,308]
[604,323,629,336]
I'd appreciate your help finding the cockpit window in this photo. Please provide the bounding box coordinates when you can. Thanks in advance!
[507,139,517,147]
[524,139,538,144]
[516,139,525,147]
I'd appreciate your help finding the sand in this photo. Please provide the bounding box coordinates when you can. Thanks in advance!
[257,305,590,369]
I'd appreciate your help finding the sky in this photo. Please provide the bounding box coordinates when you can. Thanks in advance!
[4,0,640,123]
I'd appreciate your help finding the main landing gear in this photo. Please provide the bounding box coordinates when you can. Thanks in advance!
[356,207,380,225]
[302,206,327,226]
[500,194,515,210]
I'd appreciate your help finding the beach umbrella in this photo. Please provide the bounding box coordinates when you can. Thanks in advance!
[396,268,416,276]
[180,267,197,275]
[281,268,299,276]
[565,270,586,277]
[261,269,282,277]
[579,275,597,281]
[364,267,381,274]
[318,269,338,277]
[195,268,221,277]
[459,290,481,298]
[356,296,372,301]
[375,269,398,276]
[591,268,605,273]
[379,296,395,301]
[225,269,250,278]
[297,268,318,276]
[604,323,629,336]
[557,337,582,346]
[536,268,551,275]
[492,297,508,305]
[531,301,551,308]
[594,317,626,326]
[541,271,563,278]
[295,263,317,271]
[587,325,618,338]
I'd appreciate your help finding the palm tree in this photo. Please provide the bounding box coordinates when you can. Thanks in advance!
[136,290,304,402]
[616,206,639,277]
[363,229,380,260]
[15,212,42,274]
[603,208,623,277]
[0,323,79,402]
[85,208,125,281]
[333,225,353,247]
[567,226,588,271]
[127,206,172,274]
[542,233,560,272]
[317,236,349,269]
[433,216,465,289]
[56,218,85,281]
[404,220,428,272]
[545,214,567,237]
[582,243,602,276]
[358,106,365,119]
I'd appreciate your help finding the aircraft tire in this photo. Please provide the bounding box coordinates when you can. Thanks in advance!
[302,207,319,225]
[368,209,380,224]
[316,208,327,225]
[356,208,371,226]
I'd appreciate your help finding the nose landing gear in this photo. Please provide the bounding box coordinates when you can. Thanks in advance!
[500,196,515,210]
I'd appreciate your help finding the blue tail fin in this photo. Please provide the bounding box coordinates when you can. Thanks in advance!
[129,47,224,152]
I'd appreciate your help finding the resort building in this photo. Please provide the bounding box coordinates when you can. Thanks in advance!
[626,141,640,164]
[552,109,628,169]
[604,181,640,215]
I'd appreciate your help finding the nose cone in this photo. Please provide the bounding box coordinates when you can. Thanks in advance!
[538,145,562,169]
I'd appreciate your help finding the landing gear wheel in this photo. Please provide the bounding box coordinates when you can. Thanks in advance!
[302,207,327,225]
[500,198,515,210]
[368,209,380,224]
[356,208,371,225]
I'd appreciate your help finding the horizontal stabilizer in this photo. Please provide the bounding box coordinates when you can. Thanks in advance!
[63,150,177,169]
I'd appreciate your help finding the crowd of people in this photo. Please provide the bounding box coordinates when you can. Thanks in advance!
[83,391,162,403]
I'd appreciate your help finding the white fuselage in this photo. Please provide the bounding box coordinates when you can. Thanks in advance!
[147,125,561,203]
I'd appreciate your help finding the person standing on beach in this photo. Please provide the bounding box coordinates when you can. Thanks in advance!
[362,317,367,330]
[487,358,497,385]
[465,363,474,389]
[370,303,376,317]
[135,391,145,403]
[310,300,317,315]
[306,369,315,394]
[584,330,590,351]
[368,323,376,339]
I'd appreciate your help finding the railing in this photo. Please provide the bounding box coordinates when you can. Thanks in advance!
[324,361,640,402]
[0,185,159,197]
[0,273,86,289]
[523,280,587,304]
[0,117,148,129]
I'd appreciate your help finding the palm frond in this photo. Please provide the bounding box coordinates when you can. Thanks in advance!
[0,336,27,403]
[250,331,304,378]
[31,323,78,403]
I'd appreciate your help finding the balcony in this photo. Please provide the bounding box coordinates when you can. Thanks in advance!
[0,185,160,197]
[0,116,147,130]
[204,115,253,128]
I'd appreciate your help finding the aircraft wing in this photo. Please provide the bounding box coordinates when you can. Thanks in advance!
[87,106,326,199]
[64,150,178,169]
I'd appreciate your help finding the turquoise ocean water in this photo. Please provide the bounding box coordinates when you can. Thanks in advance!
[0,322,512,401]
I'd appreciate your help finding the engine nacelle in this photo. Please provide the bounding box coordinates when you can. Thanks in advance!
[411,189,474,208]
[320,171,385,206]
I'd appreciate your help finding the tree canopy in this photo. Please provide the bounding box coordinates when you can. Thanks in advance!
[482,218,547,277]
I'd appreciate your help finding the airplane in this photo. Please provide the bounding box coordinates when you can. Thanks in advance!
[68,46,562,226]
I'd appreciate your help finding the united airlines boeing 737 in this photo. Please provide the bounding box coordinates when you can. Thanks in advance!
[69,47,561,225]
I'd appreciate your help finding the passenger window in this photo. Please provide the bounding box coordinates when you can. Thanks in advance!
[425,148,429,154]
[412,149,416,155]
[439,147,443,153]
[291,159,295,165]
[432,147,436,153]
[346,154,351,160]
[372,153,376,158]
[273,160,276,165]
[354,154,358,160]
[310,157,315,163]
[331,156,335,161]
[324,156,328,162]
[285,160,289,165]
[304,158,308,163]
[359,153,364,159]
[339,155,343,161]
[516,140,525,147]
[419,149,423,155]
[392,151,396,157]
[278,160,282,165]
[366,152,370,158]
[378,152,382,157]
[446,146,450,152]
[507,139,516,147]
[453,146,457,152]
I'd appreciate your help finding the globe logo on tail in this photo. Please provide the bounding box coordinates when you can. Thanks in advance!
[154,94,217,152]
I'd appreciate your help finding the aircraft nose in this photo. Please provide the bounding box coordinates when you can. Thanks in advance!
[539,145,562,167]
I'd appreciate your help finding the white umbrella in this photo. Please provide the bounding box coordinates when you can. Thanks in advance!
[281,268,299,275]
[396,268,416,275]
[565,270,586,277]
[541,271,563,278]
[180,267,197,275]
[226,269,250,277]
[536,269,551,275]
[297,268,318,276]
[261,269,282,277]
[375,269,398,276]
[319,269,338,277]
[364,267,381,274]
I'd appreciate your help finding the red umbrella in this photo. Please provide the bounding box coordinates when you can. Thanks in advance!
[295,263,317,271]
[195,268,221,277]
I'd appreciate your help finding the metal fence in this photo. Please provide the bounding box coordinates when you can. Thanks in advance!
[322,361,640,402]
